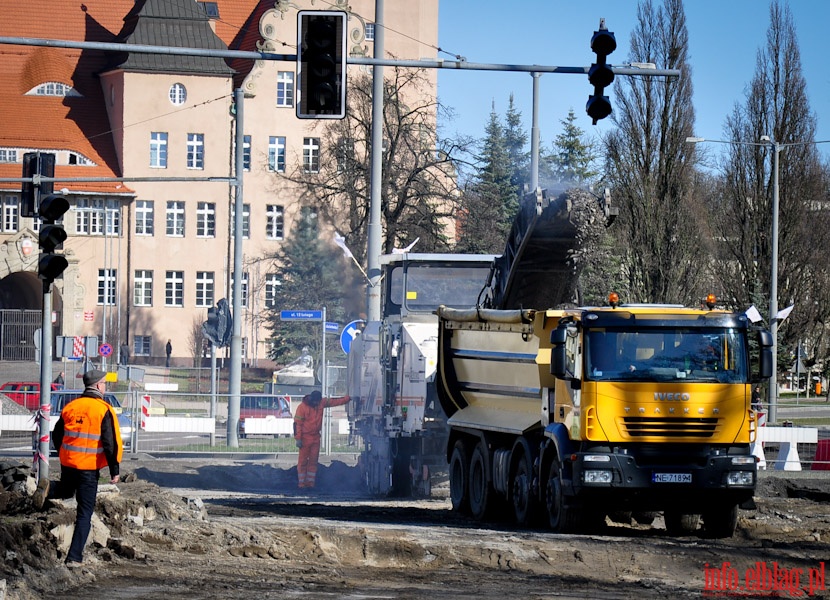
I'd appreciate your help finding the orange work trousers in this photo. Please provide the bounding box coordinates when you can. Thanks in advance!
[297,438,321,488]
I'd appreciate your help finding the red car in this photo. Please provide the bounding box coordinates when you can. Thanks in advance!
[238,394,292,438]
[0,381,61,411]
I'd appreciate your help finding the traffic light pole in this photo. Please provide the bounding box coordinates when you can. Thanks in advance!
[37,282,54,483]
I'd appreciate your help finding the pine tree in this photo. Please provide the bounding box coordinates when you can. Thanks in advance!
[456,106,518,253]
[265,207,357,364]
[503,94,529,196]
[546,109,598,186]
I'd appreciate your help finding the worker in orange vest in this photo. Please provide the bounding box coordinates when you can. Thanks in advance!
[294,390,350,489]
[32,369,123,567]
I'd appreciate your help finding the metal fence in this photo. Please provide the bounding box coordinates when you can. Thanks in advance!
[0,391,359,457]
[0,309,42,361]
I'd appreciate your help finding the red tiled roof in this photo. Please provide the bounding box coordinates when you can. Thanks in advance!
[0,1,135,195]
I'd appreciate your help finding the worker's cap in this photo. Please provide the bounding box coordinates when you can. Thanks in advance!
[309,390,322,402]
[82,369,107,387]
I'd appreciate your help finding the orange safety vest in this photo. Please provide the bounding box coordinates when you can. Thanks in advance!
[59,395,123,470]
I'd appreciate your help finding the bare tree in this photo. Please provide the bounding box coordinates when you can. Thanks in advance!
[277,68,473,259]
[604,0,710,305]
[188,314,206,368]
[710,1,830,364]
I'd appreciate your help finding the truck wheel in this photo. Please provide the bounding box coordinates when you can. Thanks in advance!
[511,450,537,526]
[632,511,657,526]
[468,443,491,521]
[702,504,738,538]
[664,511,700,535]
[546,459,580,533]
[449,441,469,514]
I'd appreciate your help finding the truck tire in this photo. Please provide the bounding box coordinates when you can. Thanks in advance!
[702,504,738,538]
[511,449,537,526]
[545,459,581,533]
[449,441,469,514]
[664,511,700,535]
[468,443,491,521]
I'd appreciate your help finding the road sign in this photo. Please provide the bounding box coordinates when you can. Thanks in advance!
[340,319,365,354]
[325,321,339,332]
[280,310,323,321]
[99,342,113,357]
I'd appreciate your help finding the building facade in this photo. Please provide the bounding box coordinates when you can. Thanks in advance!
[0,0,439,368]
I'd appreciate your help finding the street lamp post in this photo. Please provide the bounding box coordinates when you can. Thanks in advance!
[685,135,782,421]
[686,135,830,424]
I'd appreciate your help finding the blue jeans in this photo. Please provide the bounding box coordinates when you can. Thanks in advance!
[49,466,99,563]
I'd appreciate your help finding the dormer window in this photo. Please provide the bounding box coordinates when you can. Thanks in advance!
[199,1,219,18]
[68,152,93,166]
[27,82,81,97]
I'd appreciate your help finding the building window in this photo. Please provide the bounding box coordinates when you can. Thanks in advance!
[75,199,119,236]
[232,272,249,308]
[68,152,93,166]
[195,271,214,307]
[166,201,185,237]
[133,335,151,357]
[242,135,251,171]
[266,205,284,240]
[265,274,280,308]
[150,132,168,168]
[134,270,153,306]
[303,137,320,173]
[365,22,375,41]
[268,136,286,172]
[0,149,19,163]
[231,203,250,239]
[276,71,295,107]
[196,202,215,237]
[135,200,154,236]
[97,269,116,305]
[29,82,80,97]
[198,1,219,17]
[169,83,187,106]
[187,133,204,169]
[165,271,184,307]
[2,196,19,232]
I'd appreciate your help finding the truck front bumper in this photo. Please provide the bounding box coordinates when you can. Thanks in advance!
[566,445,756,511]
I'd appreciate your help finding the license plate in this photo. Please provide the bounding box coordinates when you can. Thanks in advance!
[652,472,692,484]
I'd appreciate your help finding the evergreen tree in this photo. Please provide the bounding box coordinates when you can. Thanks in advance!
[456,105,518,253]
[546,109,599,187]
[265,207,357,365]
[503,94,529,195]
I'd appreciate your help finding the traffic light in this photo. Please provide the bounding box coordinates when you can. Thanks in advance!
[202,298,232,347]
[586,19,616,124]
[37,193,69,289]
[21,152,56,218]
[297,11,347,119]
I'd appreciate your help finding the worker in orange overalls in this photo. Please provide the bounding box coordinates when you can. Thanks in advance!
[294,390,350,488]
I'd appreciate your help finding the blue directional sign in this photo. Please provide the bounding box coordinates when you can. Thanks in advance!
[325,321,339,333]
[280,310,323,321]
[340,319,365,354]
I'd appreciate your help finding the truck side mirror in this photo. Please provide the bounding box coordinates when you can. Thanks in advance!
[551,328,567,378]
[757,330,773,380]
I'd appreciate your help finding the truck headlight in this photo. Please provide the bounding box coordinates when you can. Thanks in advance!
[583,469,613,484]
[584,454,611,462]
[727,471,754,486]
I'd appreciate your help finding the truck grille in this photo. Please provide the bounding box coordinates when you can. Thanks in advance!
[621,417,720,438]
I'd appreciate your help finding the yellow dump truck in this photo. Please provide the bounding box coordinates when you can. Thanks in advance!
[437,294,772,537]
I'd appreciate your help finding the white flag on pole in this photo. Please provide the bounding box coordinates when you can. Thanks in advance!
[392,237,419,254]
[744,305,763,324]
[776,304,794,322]
[333,232,353,259]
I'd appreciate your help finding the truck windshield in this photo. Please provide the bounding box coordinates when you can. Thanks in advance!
[584,327,748,383]
[389,264,489,312]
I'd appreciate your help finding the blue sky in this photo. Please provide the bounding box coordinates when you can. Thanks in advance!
[435,1,830,160]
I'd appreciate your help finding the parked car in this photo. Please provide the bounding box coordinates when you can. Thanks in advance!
[49,389,133,445]
[0,382,61,411]
[239,394,292,438]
